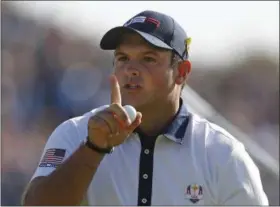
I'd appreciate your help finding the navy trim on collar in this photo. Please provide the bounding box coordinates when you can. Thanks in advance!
[163,98,189,144]
[134,98,189,144]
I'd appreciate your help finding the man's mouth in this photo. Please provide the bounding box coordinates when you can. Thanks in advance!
[123,83,142,89]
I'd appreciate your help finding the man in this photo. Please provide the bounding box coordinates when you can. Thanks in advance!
[23,10,268,205]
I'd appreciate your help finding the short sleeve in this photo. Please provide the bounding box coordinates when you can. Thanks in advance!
[30,119,81,181]
[217,143,269,205]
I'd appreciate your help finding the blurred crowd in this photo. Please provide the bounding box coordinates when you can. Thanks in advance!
[1,4,279,205]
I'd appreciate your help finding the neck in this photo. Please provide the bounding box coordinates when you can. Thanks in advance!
[137,98,181,137]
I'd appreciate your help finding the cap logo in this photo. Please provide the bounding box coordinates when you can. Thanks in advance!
[124,16,146,27]
[145,17,160,27]
[124,16,160,28]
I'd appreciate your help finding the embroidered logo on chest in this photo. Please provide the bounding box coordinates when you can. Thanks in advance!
[184,184,203,204]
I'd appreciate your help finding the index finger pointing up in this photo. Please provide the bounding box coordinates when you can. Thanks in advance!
[110,74,122,104]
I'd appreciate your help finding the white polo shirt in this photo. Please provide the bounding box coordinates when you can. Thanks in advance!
[30,100,269,205]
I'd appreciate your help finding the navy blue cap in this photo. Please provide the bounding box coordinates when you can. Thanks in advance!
[100,10,190,60]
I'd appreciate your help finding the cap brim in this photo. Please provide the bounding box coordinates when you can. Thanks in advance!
[100,26,172,50]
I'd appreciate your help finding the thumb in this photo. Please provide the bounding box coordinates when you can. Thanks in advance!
[126,112,142,133]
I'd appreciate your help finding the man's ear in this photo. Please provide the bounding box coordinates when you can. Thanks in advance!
[175,60,191,84]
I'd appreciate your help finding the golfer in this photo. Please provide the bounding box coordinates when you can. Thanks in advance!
[23,10,268,206]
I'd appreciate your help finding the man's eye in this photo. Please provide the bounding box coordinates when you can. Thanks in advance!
[143,56,156,62]
[117,56,128,61]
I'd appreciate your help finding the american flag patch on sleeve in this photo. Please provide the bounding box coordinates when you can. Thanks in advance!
[39,148,66,168]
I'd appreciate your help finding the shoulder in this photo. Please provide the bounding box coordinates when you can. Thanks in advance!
[190,113,246,164]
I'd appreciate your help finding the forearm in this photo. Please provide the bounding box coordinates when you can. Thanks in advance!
[24,144,105,205]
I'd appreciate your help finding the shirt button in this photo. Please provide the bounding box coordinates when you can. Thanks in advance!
[142,198,147,204]
[144,149,150,154]
[143,174,148,179]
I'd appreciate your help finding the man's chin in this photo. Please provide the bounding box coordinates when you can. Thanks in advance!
[122,98,149,110]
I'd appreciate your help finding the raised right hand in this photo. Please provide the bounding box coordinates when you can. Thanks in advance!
[87,75,142,149]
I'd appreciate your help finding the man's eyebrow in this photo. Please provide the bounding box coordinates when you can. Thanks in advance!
[142,50,160,56]
[114,51,126,57]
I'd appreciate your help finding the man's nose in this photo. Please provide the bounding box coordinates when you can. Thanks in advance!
[124,62,140,77]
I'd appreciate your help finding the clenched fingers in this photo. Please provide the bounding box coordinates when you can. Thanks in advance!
[107,112,142,146]
[89,104,134,136]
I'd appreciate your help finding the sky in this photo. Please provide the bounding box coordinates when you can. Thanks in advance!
[8,1,279,64]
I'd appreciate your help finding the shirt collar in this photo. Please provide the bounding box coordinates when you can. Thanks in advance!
[134,98,189,144]
[163,98,189,144]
